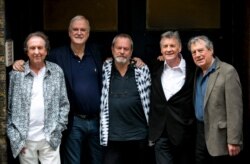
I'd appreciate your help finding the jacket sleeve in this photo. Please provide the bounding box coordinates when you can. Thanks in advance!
[56,69,70,132]
[225,67,243,145]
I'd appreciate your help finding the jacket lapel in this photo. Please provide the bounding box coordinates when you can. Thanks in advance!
[203,59,221,109]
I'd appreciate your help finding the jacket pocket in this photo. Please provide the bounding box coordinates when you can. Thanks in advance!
[218,121,227,129]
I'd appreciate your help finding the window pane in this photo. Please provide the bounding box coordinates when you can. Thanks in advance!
[44,0,117,31]
[147,0,220,30]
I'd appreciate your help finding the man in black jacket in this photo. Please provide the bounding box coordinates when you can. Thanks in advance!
[149,31,196,164]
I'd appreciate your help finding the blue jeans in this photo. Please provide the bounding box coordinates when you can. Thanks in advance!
[62,116,103,164]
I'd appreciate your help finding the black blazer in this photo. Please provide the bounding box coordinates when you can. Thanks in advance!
[149,54,196,146]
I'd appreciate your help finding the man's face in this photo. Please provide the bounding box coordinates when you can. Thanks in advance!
[69,19,90,45]
[27,36,47,65]
[112,37,133,65]
[190,39,214,70]
[160,37,181,64]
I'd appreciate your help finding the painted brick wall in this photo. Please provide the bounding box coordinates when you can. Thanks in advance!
[0,0,7,163]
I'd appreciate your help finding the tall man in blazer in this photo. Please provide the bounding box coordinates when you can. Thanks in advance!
[188,35,243,164]
[149,31,196,164]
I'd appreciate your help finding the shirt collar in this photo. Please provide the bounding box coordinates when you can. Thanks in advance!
[203,57,216,76]
[24,61,49,76]
[164,54,186,73]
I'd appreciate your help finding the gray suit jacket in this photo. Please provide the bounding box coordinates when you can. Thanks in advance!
[196,57,243,156]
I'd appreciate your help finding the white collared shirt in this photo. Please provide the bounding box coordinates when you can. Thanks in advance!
[161,57,186,100]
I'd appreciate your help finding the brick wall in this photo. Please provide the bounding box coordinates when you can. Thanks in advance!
[0,0,7,163]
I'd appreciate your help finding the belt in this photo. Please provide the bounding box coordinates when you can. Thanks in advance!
[75,114,98,119]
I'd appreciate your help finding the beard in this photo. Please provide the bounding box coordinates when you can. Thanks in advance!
[114,56,130,64]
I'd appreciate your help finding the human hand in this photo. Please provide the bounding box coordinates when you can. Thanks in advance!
[20,147,27,154]
[148,140,155,147]
[12,60,25,72]
[228,144,241,156]
[157,55,164,61]
[132,57,145,68]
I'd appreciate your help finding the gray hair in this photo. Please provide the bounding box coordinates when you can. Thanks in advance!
[68,15,90,32]
[112,33,133,50]
[160,31,182,48]
[187,35,214,51]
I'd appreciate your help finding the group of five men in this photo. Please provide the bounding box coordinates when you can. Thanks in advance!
[7,15,243,164]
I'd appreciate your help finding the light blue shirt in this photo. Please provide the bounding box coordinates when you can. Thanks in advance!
[195,60,216,121]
